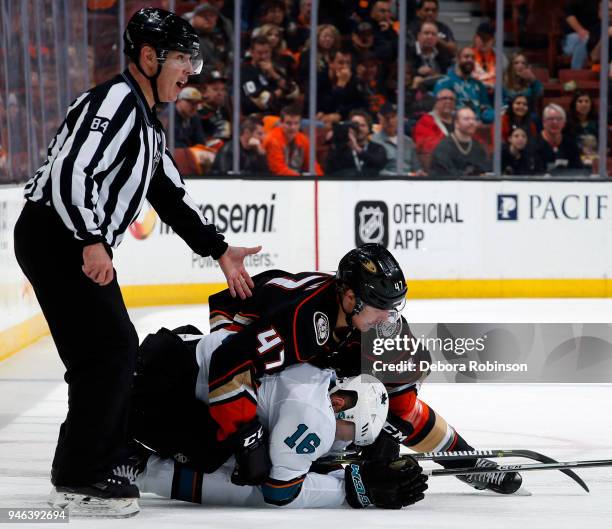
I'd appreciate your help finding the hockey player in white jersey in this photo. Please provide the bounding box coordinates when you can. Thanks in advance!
[131,329,428,509]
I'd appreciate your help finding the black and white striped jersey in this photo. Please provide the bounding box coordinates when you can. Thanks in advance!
[24,69,227,258]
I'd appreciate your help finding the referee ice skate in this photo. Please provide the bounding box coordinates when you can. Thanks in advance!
[13,7,259,518]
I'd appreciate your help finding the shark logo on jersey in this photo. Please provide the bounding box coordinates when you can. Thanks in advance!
[313,312,330,345]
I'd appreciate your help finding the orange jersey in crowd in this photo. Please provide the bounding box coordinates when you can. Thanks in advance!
[263,126,323,176]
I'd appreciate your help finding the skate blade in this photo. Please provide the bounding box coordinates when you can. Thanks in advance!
[473,487,532,497]
[49,489,140,518]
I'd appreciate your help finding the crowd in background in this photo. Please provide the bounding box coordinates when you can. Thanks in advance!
[2,0,612,181]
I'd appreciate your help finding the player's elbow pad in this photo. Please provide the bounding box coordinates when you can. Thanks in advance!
[261,476,305,507]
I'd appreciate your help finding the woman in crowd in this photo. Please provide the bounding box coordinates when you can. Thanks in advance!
[501,94,538,141]
[566,90,598,166]
[298,24,341,85]
[253,23,298,82]
[502,52,543,109]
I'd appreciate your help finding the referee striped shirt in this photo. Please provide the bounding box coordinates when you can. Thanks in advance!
[24,69,227,258]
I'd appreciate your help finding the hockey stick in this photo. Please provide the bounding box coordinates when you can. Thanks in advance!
[421,458,611,487]
[318,449,590,491]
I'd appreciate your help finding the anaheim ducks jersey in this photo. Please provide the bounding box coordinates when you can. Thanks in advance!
[207,270,348,441]
[206,269,434,454]
[192,331,345,507]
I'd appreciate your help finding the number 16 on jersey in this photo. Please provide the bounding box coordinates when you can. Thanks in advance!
[284,424,321,454]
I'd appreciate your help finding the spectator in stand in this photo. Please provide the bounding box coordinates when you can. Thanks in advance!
[566,91,599,166]
[502,127,540,175]
[298,24,342,87]
[175,87,206,148]
[385,64,436,128]
[211,117,270,175]
[434,46,494,124]
[241,36,300,116]
[190,3,231,74]
[286,0,311,52]
[430,107,491,177]
[413,88,456,155]
[253,23,298,84]
[502,52,543,108]
[263,105,323,175]
[472,22,506,91]
[501,95,538,141]
[407,21,454,91]
[563,0,599,70]
[355,53,389,116]
[368,0,398,62]
[312,48,369,120]
[530,103,584,174]
[348,21,376,63]
[326,109,388,175]
[587,0,612,65]
[255,0,287,30]
[407,0,457,56]
[372,103,425,176]
[199,70,231,144]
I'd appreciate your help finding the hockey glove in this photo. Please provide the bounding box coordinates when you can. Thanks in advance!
[231,420,271,486]
[358,429,400,461]
[344,456,428,509]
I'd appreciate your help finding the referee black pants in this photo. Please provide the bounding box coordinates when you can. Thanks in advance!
[14,201,139,486]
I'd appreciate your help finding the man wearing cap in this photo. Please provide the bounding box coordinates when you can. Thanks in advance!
[190,3,231,74]
[371,103,425,176]
[348,21,376,63]
[199,70,231,143]
[175,86,206,147]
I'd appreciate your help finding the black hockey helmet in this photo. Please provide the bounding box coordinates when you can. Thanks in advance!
[336,244,407,311]
[123,8,203,103]
[124,8,202,70]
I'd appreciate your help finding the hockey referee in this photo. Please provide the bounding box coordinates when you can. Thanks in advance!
[13,8,259,518]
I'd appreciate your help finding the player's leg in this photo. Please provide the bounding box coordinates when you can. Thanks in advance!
[14,202,139,489]
[388,384,522,494]
[137,455,264,506]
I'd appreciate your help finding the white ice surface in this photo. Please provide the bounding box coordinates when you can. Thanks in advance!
[1,299,611,529]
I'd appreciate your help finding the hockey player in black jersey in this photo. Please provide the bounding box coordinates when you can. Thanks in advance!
[133,243,520,495]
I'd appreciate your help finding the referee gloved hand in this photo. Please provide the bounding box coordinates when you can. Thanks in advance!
[82,242,114,286]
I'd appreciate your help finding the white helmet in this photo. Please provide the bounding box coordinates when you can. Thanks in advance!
[329,374,389,446]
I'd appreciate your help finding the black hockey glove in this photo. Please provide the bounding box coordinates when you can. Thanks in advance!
[231,420,271,486]
[358,429,400,461]
[344,456,428,509]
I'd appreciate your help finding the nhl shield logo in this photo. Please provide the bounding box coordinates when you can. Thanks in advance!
[355,201,389,247]
[313,311,330,346]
